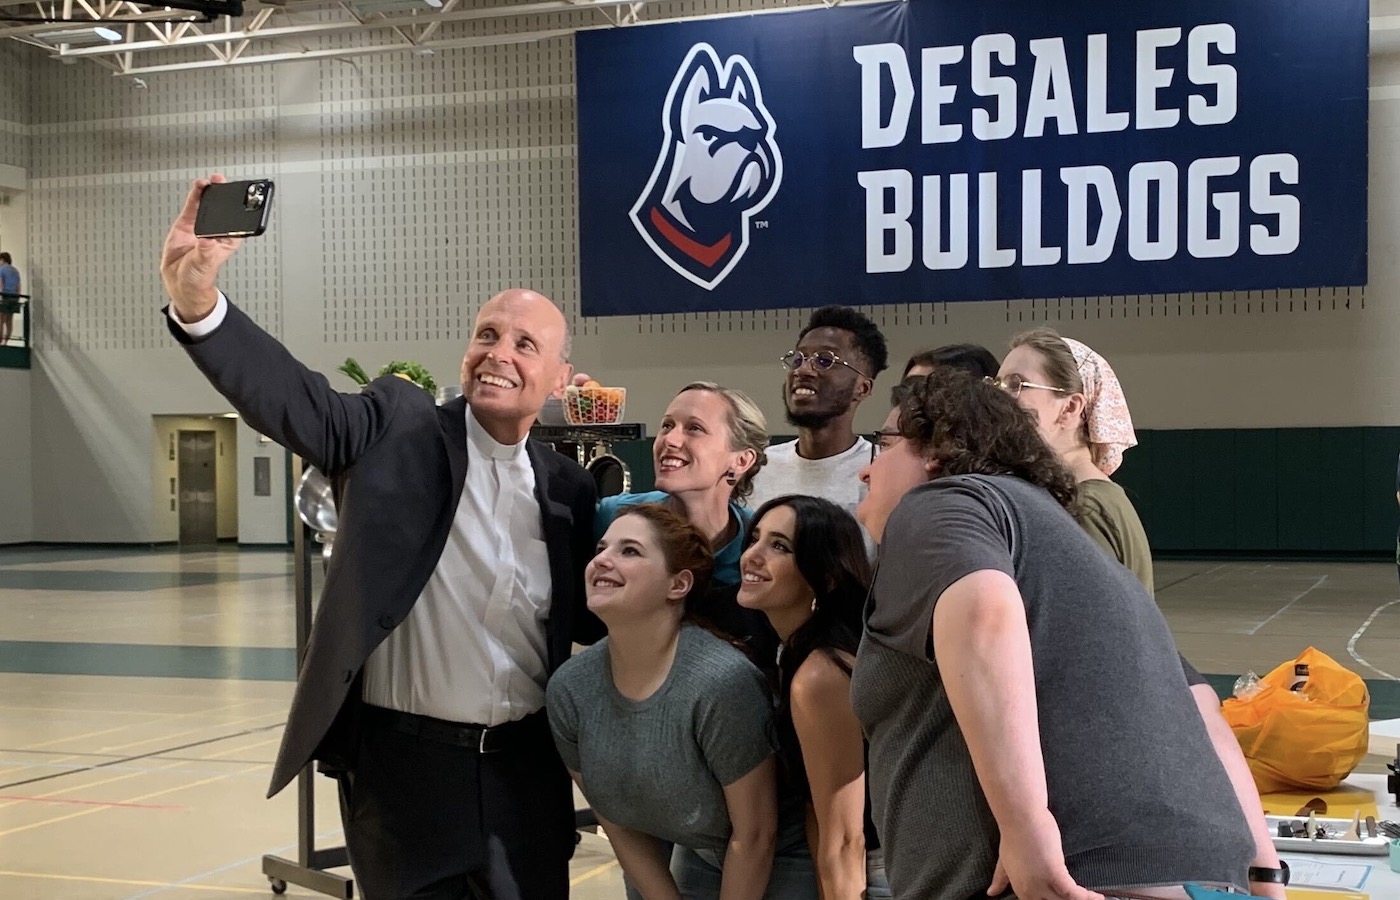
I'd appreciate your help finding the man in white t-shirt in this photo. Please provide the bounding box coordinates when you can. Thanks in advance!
[748,306,888,517]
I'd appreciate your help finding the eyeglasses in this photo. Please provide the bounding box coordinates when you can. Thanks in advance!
[780,350,871,380]
[985,373,1067,399]
[867,429,901,463]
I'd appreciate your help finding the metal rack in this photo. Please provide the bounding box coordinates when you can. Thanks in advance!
[262,456,355,898]
[530,422,646,446]
[531,423,644,833]
[532,423,646,498]
[260,433,635,894]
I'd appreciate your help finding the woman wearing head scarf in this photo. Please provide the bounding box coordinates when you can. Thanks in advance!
[996,329,1152,591]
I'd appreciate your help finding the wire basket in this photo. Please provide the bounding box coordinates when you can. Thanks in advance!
[563,386,626,425]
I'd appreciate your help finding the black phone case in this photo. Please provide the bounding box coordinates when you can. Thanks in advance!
[194,180,275,238]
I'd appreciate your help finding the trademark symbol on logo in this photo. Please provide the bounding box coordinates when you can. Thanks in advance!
[754,221,769,229]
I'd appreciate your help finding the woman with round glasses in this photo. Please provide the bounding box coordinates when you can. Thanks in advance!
[850,371,1259,900]
[995,329,1152,591]
[596,381,776,657]
[736,494,890,900]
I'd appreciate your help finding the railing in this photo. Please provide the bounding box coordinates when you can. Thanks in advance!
[0,292,30,367]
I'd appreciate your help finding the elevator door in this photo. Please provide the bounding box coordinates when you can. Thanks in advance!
[178,430,217,545]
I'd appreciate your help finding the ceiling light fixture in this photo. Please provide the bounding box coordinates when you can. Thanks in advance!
[34,26,122,43]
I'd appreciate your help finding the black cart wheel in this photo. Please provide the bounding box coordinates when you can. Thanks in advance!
[269,876,288,895]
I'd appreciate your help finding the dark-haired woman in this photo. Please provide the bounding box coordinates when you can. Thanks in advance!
[547,504,815,900]
[851,372,1258,900]
[737,495,890,900]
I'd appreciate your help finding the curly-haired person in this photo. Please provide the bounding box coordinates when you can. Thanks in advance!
[851,371,1258,900]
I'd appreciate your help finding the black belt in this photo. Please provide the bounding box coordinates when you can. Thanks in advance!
[364,705,545,754]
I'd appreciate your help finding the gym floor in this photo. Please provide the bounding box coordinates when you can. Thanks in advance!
[0,546,1395,899]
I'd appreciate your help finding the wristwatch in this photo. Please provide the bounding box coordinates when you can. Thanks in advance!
[1247,861,1290,885]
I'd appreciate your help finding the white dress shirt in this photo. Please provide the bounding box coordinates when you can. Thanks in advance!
[169,294,554,725]
[362,407,551,724]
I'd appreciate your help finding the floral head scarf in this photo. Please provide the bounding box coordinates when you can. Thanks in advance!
[1061,337,1136,475]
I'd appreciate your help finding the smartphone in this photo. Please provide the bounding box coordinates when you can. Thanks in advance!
[194,179,275,238]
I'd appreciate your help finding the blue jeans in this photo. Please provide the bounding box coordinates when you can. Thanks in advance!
[625,842,818,900]
[673,844,817,900]
[864,848,891,900]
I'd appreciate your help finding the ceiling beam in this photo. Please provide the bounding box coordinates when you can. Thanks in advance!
[119,24,572,73]
[54,0,640,57]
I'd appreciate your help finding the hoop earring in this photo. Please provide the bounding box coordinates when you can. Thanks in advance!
[810,596,818,613]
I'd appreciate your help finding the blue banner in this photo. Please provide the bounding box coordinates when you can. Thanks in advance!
[575,0,1367,316]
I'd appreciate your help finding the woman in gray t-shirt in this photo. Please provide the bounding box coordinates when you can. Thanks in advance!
[547,503,815,900]
[850,372,1257,900]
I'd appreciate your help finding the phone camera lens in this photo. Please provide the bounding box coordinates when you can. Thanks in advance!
[245,184,266,210]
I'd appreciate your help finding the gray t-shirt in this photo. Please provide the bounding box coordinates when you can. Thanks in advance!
[851,474,1252,900]
[547,624,778,853]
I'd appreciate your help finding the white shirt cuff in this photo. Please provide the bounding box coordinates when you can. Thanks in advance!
[168,291,229,337]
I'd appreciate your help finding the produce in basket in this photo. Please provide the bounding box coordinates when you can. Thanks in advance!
[564,383,626,425]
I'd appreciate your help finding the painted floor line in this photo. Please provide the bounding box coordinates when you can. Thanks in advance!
[0,758,192,815]
[0,756,272,781]
[0,720,284,791]
[0,793,185,809]
[569,860,619,886]
[0,724,281,813]
[122,828,344,900]
[0,698,269,780]
[0,868,275,895]
[1248,574,1329,634]
[0,762,264,838]
[1348,598,1400,681]
[1155,562,1229,594]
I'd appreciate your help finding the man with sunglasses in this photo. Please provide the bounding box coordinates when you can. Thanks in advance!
[748,306,888,516]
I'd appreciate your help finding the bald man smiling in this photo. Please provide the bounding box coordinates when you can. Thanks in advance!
[161,175,601,899]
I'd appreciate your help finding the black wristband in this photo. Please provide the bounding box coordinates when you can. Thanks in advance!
[1248,860,1290,885]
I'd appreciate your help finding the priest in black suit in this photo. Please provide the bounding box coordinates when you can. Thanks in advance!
[161,176,601,899]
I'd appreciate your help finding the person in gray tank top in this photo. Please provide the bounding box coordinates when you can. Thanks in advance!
[547,503,816,900]
[850,372,1259,900]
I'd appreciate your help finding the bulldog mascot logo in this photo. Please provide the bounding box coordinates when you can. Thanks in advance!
[630,43,783,291]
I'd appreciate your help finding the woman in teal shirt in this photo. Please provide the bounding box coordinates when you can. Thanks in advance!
[596,380,773,656]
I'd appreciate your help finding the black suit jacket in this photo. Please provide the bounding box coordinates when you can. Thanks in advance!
[168,300,600,797]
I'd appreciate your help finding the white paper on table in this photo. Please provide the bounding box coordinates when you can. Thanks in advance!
[1279,856,1373,891]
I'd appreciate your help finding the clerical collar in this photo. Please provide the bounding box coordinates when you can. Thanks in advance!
[465,405,525,461]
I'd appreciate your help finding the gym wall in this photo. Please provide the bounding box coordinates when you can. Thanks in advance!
[0,0,1397,544]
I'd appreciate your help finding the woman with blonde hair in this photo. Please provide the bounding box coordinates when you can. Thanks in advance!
[595,381,775,657]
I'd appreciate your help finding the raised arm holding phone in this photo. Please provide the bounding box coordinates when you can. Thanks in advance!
[160,174,602,900]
